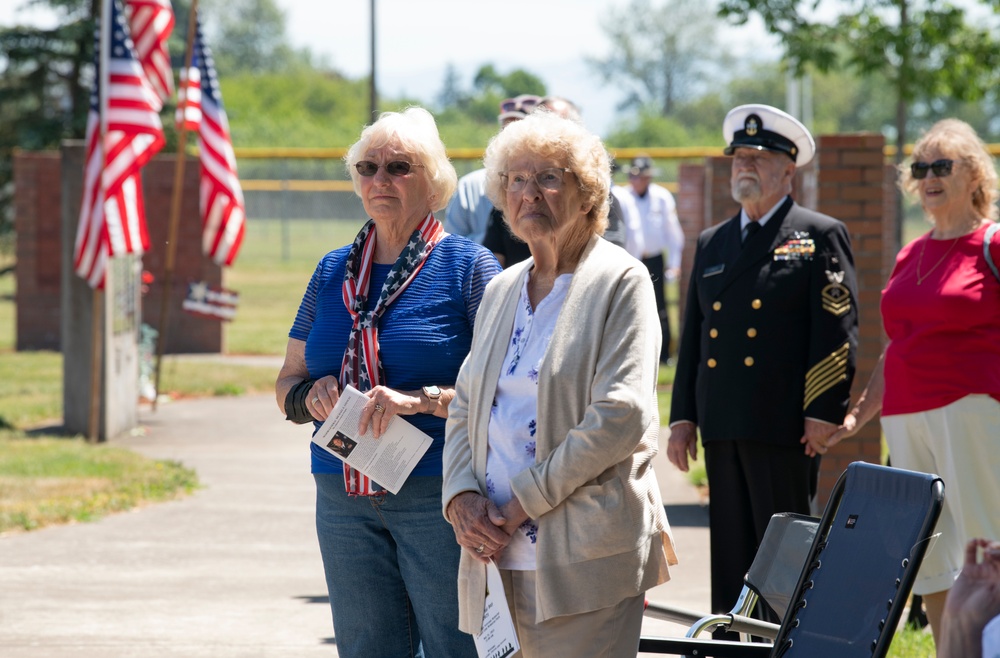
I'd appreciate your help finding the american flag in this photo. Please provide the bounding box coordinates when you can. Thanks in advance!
[74,0,166,289]
[181,13,246,267]
[124,0,175,110]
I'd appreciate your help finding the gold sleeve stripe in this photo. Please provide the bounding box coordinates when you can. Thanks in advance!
[804,346,849,388]
[804,354,849,403]
[804,353,848,390]
[804,343,850,409]
[804,369,848,408]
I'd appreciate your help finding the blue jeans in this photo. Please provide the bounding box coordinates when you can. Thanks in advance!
[314,474,476,658]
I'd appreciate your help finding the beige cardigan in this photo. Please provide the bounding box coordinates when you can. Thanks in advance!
[443,235,678,633]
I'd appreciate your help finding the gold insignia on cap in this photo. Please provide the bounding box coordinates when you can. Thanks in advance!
[746,116,759,136]
[804,342,850,409]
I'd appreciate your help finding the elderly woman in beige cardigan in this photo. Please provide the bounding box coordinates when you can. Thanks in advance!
[442,110,677,657]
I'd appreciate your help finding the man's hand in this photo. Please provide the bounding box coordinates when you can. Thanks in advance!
[667,423,698,472]
[800,418,838,457]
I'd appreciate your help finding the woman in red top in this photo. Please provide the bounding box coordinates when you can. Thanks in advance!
[828,118,1000,642]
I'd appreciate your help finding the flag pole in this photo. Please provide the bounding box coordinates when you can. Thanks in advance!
[152,0,199,412]
[87,0,114,443]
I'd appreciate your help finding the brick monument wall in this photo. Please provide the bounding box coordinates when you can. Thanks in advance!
[813,134,887,506]
[14,152,63,350]
[13,150,223,353]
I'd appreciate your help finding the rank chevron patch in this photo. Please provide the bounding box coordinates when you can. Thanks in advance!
[804,342,850,409]
[821,270,851,317]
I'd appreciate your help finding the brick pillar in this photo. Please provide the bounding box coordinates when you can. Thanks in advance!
[13,149,223,354]
[814,133,886,507]
[14,152,63,350]
[675,164,705,326]
[140,154,224,354]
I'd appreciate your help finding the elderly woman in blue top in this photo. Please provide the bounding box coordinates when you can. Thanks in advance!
[443,110,677,657]
[275,107,500,658]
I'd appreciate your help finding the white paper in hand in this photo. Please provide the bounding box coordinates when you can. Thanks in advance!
[312,385,431,494]
[473,561,519,658]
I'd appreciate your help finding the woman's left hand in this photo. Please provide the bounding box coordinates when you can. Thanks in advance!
[447,492,515,564]
[358,386,422,438]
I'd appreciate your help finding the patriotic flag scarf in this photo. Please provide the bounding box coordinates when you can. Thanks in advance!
[339,212,445,495]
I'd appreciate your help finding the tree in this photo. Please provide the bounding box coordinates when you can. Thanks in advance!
[201,0,310,74]
[718,0,1000,249]
[588,0,727,116]
[0,0,95,254]
[436,63,463,110]
[434,64,547,126]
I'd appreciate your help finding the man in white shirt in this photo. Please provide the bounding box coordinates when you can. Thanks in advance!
[625,155,684,362]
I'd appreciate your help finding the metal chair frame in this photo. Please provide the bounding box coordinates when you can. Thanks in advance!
[639,461,945,658]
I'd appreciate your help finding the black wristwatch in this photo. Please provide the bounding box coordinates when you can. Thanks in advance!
[422,385,441,413]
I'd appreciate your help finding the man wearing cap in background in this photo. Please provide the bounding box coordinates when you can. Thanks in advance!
[625,155,685,363]
[666,104,858,633]
[482,95,628,266]
[445,94,540,244]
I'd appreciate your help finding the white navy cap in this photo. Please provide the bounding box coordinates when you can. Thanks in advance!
[723,104,815,166]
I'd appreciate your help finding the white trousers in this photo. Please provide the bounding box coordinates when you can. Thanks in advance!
[882,394,1000,595]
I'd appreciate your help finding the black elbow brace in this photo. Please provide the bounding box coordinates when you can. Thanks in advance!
[283,378,317,424]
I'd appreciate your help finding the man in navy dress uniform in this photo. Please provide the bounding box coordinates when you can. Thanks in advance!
[667,104,858,629]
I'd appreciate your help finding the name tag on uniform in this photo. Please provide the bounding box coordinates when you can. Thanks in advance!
[702,264,725,277]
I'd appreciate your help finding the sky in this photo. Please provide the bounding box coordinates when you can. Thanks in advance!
[279,0,779,134]
[0,0,780,135]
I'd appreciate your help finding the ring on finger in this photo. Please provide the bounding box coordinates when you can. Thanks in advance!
[374,403,385,413]
[311,396,319,404]
[476,544,485,554]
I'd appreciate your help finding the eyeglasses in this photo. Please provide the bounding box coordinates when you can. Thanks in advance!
[354,160,424,177]
[499,95,541,115]
[501,168,572,192]
[910,159,954,180]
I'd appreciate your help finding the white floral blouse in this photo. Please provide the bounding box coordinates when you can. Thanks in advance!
[485,272,572,570]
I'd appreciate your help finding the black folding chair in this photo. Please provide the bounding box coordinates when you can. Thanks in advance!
[645,513,818,641]
[639,461,945,657]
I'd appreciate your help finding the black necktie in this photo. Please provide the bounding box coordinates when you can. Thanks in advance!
[743,221,761,246]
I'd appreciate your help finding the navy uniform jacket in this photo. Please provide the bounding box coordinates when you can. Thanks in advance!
[669,197,858,445]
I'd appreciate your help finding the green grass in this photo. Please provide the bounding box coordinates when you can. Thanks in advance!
[0,350,62,429]
[157,357,279,399]
[0,434,198,533]
[0,251,13,352]
[887,624,936,658]
[225,218,365,355]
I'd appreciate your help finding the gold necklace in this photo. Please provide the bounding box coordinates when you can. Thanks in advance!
[915,235,960,285]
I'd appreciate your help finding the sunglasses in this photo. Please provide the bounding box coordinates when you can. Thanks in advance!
[354,161,424,177]
[499,95,541,114]
[910,159,954,179]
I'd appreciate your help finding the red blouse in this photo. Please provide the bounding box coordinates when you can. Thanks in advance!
[881,223,1000,415]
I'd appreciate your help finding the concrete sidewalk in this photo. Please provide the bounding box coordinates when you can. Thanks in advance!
[0,393,710,657]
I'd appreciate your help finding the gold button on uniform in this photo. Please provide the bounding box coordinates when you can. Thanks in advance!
[707,358,717,368]
[747,328,757,338]
[709,328,719,338]
[713,301,722,311]
[751,299,762,309]
[745,357,755,367]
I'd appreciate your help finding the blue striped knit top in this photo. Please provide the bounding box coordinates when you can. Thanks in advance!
[289,234,502,476]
